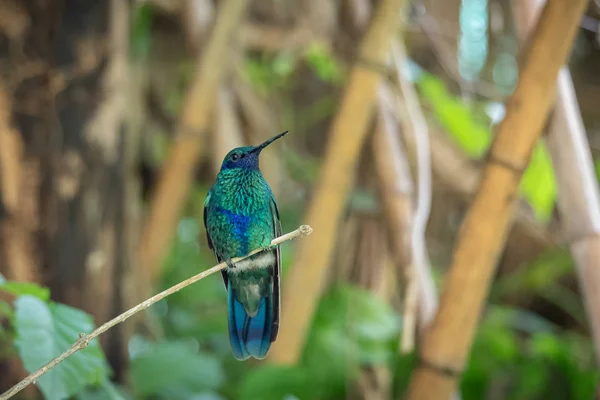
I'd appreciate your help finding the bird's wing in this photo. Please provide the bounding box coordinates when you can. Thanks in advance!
[269,194,282,342]
[203,190,229,289]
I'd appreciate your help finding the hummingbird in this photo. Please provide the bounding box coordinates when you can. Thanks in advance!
[203,131,288,360]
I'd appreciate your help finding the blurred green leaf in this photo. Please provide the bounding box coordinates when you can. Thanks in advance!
[492,248,573,300]
[130,340,224,398]
[520,143,556,222]
[510,360,550,399]
[272,52,296,78]
[243,53,297,94]
[0,281,50,301]
[77,381,133,400]
[531,332,563,360]
[462,306,598,400]
[130,3,154,59]
[303,285,401,397]
[416,72,556,221]
[14,295,110,400]
[417,73,491,158]
[160,387,225,400]
[0,299,13,320]
[304,42,343,84]
[486,306,557,334]
[391,351,419,398]
[239,365,323,400]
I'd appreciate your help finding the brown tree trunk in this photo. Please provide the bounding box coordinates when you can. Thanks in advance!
[0,0,137,379]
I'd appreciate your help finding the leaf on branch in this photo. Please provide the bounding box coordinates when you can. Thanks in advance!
[129,340,224,398]
[14,295,111,399]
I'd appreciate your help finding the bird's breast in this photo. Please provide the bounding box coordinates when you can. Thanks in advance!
[209,205,272,258]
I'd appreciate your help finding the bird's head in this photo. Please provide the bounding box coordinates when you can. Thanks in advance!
[220,130,288,171]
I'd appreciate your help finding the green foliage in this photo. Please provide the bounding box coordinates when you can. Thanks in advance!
[491,249,588,324]
[416,71,557,221]
[303,42,343,84]
[243,53,297,94]
[130,2,154,59]
[77,381,133,400]
[242,42,343,94]
[302,285,401,397]
[1,281,50,301]
[14,295,110,399]
[238,365,322,400]
[493,248,573,297]
[129,340,224,399]
[417,73,492,158]
[520,142,557,221]
[159,215,228,340]
[462,306,598,400]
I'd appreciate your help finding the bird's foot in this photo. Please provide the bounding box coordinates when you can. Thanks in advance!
[226,259,236,269]
[259,245,273,254]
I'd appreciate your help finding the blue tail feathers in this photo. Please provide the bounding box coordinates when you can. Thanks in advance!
[227,282,273,360]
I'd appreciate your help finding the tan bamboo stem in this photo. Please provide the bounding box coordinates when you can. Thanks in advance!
[139,0,247,282]
[516,0,600,366]
[268,0,407,365]
[406,0,588,398]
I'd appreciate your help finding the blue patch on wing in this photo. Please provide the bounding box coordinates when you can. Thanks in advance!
[217,207,252,255]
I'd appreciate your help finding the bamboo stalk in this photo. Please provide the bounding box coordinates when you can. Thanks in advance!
[406,1,588,398]
[268,0,407,365]
[139,0,247,283]
[516,0,600,366]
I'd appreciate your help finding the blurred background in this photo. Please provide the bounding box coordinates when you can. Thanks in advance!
[0,0,599,399]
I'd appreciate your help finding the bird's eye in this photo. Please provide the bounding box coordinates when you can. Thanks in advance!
[231,153,240,161]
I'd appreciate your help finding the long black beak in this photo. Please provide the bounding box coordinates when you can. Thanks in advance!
[249,130,289,154]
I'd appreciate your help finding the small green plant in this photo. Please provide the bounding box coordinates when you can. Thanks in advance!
[0,274,113,399]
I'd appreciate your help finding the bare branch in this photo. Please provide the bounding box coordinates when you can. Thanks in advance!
[390,39,435,353]
[0,225,313,400]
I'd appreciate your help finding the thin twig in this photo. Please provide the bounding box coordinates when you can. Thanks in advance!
[0,225,313,400]
[391,40,435,353]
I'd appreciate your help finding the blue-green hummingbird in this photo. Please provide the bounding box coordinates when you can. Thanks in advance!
[203,131,288,360]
